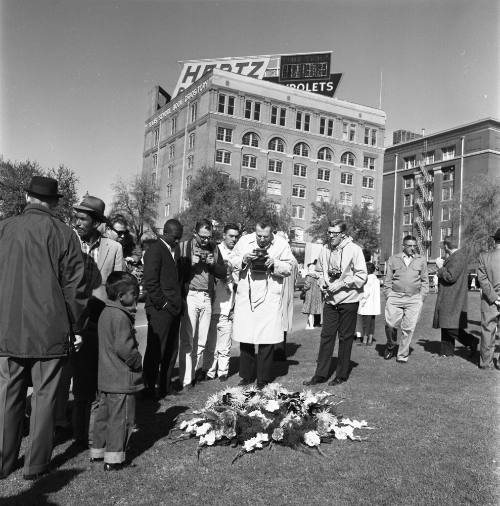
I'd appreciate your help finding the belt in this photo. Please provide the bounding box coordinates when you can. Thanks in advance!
[189,288,209,293]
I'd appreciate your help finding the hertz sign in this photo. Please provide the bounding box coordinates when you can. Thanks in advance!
[173,52,342,98]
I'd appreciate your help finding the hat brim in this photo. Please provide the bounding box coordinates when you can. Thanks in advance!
[25,188,63,199]
[73,205,106,221]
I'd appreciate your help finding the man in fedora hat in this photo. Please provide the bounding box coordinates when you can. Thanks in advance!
[477,228,500,369]
[56,195,123,447]
[0,176,87,480]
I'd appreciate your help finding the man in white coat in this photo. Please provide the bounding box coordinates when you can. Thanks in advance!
[231,220,294,388]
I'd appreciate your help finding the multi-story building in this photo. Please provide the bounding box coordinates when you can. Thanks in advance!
[381,118,500,262]
[142,68,385,242]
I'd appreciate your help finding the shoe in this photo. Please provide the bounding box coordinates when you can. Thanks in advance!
[328,377,347,386]
[194,369,207,382]
[367,335,374,346]
[104,462,123,471]
[384,348,395,360]
[396,358,408,363]
[238,378,254,386]
[89,457,104,463]
[23,470,49,481]
[302,376,327,386]
[256,381,268,390]
[219,375,228,382]
[468,341,478,358]
[182,383,195,391]
[305,326,314,330]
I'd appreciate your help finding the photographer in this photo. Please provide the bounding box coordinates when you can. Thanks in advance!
[178,219,227,389]
[304,220,367,387]
[230,220,294,389]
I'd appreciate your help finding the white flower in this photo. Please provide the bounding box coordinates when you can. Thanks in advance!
[341,418,370,429]
[204,431,216,446]
[242,432,269,452]
[272,427,284,441]
[264,400,280,412]
[195,423,212,436]
[179,420,188,430]
[333,425,354,440]
[248,410,272,428]
[303,430,321,447]
[256,432,269,442]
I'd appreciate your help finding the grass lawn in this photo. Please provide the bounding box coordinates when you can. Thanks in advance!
[1,292,498,505]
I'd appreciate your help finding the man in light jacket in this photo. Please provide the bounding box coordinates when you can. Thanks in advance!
[304,220,367,386]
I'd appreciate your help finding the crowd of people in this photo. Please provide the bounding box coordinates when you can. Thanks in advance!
[0,176,498,480]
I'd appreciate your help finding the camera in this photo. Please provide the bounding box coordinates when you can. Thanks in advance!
[328,270,341,282]
[194,247,210,262]
[251,248,269,273]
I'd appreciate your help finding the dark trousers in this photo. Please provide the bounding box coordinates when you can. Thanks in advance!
[0,356,63,476]
[361,315,376,336]
[143,307,180,395]
[91,392,136,464]
[239,343,274,382]
[441,328,475,356]
[315,302,359,380]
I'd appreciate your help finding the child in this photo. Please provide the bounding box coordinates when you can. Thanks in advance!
[302,262,323,330]
[90,271,143,471]
[357,262,381,345]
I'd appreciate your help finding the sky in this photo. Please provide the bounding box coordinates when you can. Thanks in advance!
[1,0,498,206]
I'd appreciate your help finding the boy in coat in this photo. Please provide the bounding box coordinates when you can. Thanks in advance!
[90,272,143,470]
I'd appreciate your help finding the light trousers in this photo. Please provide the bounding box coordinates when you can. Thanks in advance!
[480,299,499,368]
[179,291,212,386]
[385,292,423,360]
[207,313,233,378]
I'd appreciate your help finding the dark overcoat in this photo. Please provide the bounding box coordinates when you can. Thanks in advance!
[432,248,469,329]
[0,204,87,358]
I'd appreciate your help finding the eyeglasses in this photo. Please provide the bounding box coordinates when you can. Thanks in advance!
[197,234,211,241]
[327,231,342,236]
[112,229,126,236]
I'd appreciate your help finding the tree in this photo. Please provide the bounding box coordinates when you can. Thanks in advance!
[0,159,79,222]
[307,200,380,252]
[110,174,160,239]
[175,167,292,239]
[451,176,500,259]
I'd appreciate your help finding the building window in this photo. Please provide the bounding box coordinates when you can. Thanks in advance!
[186,175,192,188]
[318,147,333,161]
[241,175,256,190]
[152,153,158,169]
[189,132,196,150]
[363,156,375,170]
[440,226,453,240]
[242,132,259,147]
[187,155,194,170]
[364,127,377,146]
[340,172,353,185]
[244,100,261,121]
[290,228,304,242]
[292,205,305,219]
[316,188,330,202]
[317,168,331,181]
[267,180,281,195]
[339,191,353,206]
[218,93,235,115]
[403,212,413,225]
[403,193,414,207]
[164,203,170,217]
[404,156,417,169]
[171,117,177,135]
[167,165,173,178]
[268,137,285,152]
[217,126,233,143]
[292,184,306,198]
[216,149,231,164]
[342,122,356,141]
[341,152,355,166]
[295,111,310,131]
[293,142,309,157]
[153,129,159,145]
[293,163,307,178]
[320,117,334,136]
[442,167,454,181]
[404,176,414,189]
[442,186,453,201]
[151,170,157,185]
[219,171,230,182]
[362,195,374,210]
[425,151,435,164]
[169,144,175,159]
[242,154,257,169]
[271,106,286,126]
[442,146,456,160]
[441,207,450,221]
[166,184,172,198]
[190,102,198,122]
[268,159,283,173]
[362,176,374,189]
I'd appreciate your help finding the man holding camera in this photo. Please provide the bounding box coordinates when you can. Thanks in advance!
[231,220,294,388]
[178,219,227,389]
[304,220,367,386]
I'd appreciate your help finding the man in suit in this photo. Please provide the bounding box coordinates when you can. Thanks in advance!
[70,196,123,446]
[0,176,87,480]
[432,235,476,357]
[477,228,500,369]
[143,219,183,398]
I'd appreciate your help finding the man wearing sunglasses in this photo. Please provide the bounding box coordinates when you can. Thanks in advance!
[178,219,227,389]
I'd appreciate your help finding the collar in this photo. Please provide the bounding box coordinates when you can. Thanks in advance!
[82,233,101,249]
[105,299,135,317]
[23,203,57,217]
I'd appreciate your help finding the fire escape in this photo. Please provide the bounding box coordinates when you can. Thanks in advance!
[414,161,434,257]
